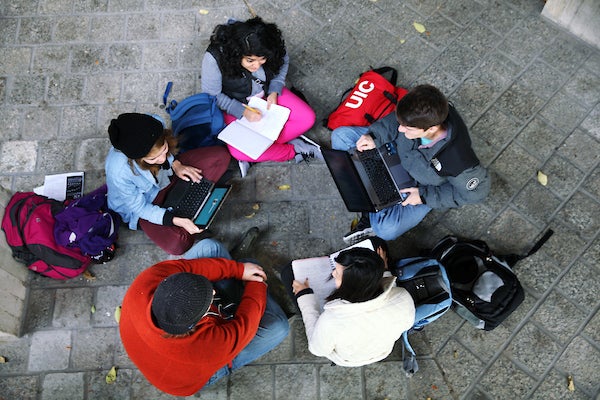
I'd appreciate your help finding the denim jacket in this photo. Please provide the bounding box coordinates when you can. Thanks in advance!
[105,147,174,229]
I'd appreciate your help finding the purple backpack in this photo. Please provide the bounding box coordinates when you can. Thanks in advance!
[53,185,121,263]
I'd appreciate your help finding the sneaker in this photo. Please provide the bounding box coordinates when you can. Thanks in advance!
[230,226,260,259]
[238,160,251,178]
[342,215,375,244]
[289,137,324,164]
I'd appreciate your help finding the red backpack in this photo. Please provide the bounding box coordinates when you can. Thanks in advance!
[325,66,408,130]
[1,192,91,279]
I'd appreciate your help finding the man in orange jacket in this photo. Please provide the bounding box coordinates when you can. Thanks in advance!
[119,238,289,396]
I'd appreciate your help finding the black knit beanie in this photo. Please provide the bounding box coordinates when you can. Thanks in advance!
[151,273,214,334]
[108,113,163,159]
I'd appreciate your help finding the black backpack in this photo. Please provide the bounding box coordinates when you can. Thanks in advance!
[429,230,553,330]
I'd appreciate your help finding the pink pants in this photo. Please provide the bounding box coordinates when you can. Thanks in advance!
[138,146,230,255]
[224,87,316,162]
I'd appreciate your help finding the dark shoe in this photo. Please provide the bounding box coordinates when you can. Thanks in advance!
[343,215,375,244]
[230,227,260,259]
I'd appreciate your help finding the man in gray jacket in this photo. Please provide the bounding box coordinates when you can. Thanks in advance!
[331,84,490,243]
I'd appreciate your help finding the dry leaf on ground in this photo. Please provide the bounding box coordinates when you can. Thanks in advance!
[114,306,121,323]
[106,366,117,384]
[413,22,426,33]
[537,171,548,186]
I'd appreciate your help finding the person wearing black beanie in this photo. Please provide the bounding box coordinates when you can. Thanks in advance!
[104,112,231,255]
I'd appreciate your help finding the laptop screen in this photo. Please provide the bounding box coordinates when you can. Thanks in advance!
[322,149,375,212]
[193,186,230,228]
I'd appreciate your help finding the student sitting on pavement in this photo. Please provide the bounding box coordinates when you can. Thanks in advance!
[331,84,491,244]
[201,16,322,174]
[119,228,289,396]
[105,113,231,255]
[283,244,415,367]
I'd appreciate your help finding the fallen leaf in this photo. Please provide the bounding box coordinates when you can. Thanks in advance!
[413,22,426,33]
[91,305,96,314]
[399,38,406,44]
[252,203,260,210]
[106,366,117,384]
[567,375,575,391]
[0,356,6,363]
[278,184,291,190]
[83,270,96,280]
[198,9,209,14]
[350,216,359,230]
[271,241,279,247]
[453,350,459,358]
[245,212,256,219]
[114,305,121,323]
[537,170,548,186]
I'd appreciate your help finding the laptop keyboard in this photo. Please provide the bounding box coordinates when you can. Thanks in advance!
[174,179,213,219]
[356,149,400,204]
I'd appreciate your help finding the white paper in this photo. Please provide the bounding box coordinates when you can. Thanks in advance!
[291,239,375,312]
[42,172,84,201]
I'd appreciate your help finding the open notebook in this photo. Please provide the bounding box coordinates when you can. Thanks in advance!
[291,239,375,311]
[217,97,291,159]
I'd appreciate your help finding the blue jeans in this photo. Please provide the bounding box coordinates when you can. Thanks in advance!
[331,126,432,240]
[181,238,232,259]
[183,240,289,387]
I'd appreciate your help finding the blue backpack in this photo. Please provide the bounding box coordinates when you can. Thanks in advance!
[162,82,225,152]
[394,257,452,375]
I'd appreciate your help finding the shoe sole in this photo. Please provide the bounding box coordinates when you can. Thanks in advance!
[342,227,375,244]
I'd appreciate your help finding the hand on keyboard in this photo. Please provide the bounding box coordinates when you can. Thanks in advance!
[172,160,203,182]
[356,134,376,152]
[173,216,203,234]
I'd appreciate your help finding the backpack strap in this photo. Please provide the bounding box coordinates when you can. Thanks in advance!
[163,81,173,107]
[502,229,554,266]
[401,331,419,375]
[371,66,398,86]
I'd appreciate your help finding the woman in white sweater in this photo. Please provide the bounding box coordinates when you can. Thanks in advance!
[292,247,415,367]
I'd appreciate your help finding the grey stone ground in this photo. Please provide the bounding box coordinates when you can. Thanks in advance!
[0,0,599,399]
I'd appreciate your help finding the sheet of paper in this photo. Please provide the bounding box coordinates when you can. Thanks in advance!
[291,257,336,312]
[237,97,291,141]
[42,172,84,201]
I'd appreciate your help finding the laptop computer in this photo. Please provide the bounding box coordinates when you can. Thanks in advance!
[322,142,416,212]
[162,179,231,228]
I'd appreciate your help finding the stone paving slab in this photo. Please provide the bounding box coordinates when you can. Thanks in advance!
[0,0,599,399]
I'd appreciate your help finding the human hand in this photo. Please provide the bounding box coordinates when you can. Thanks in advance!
[243,107,262,122]
[172,160,203,182]
[172,217,202,234]
[376,246,389,270]
[242,262,267,282]
[266,92,278,109]
[400,187,422,206]
[292,278,310,295]
[356,134,376,152]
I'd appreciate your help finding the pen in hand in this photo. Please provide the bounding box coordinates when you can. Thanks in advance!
[243,104,261,114]
[242,104,262,122]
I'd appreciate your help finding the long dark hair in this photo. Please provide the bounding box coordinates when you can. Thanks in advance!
[326,248,384,303]
[208,17,286,77]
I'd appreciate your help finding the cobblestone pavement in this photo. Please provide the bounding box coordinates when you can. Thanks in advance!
[0,0,599,399]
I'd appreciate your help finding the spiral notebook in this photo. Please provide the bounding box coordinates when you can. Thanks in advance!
[291,239,374,311]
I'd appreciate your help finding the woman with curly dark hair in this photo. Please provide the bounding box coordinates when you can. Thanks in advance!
[202,17,320,173]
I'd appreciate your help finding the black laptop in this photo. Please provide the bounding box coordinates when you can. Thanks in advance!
[322,143,416,212]
[162,179,231,228]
